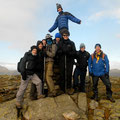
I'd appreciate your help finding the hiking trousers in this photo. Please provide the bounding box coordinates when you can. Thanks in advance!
[45,61,55,93]
[92,75,112,98]
[16,74,42,102]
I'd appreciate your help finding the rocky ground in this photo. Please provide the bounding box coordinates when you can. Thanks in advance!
[0,75,120,120]
[87,76,120,120]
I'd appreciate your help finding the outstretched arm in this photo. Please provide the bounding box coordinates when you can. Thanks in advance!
[48,19,58,33]
[67,12,81,24]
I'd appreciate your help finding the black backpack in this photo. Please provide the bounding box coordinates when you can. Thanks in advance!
[17,57,25,73]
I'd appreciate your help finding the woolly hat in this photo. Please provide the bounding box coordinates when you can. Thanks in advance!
[55,33,61,39]
[80,43,85,49]
[45,34,53,40]
[95,43,101,48]
[31,45,37,51]
[56,3,63,11]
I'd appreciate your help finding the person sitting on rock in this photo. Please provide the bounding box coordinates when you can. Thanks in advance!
[73,43,90,93]
[48,3,81,35]
[88,44,115,102]
[16,45,45,108]
[45,34,57,97]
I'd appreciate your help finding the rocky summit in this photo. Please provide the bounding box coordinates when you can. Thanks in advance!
[0,93,88,120]
[0,75,120,120]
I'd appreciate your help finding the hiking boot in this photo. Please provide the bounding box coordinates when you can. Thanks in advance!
[30,96,37,100]
[56,90,64,96]
[16,101,22,109]
[66,88,74,95]
[37,95,45,99]
[74,87,79,93]
[107,97,115,103]
[91,95,99,101]
[48,91,57,97]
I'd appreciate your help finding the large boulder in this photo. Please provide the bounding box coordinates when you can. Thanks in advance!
[0,93,88,120]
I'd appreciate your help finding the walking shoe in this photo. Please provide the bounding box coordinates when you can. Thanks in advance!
[74,87,79,93]
[91,95,99,101]
[56,90,64,96]
[66,88,74,95]
[37,95,45,99]
[107,97,115,103]
[48,90,57,97]
[16,101,22,109]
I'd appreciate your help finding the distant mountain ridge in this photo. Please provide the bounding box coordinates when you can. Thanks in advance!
[0,65,120,76]
[109,69,120,77]
[0,65,19,75]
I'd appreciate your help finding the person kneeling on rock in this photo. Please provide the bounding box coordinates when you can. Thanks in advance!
[16,45,45,108]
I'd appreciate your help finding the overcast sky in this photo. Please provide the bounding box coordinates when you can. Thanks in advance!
[0,0,120,70]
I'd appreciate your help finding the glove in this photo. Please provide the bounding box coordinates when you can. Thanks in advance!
[21,72,27,80]
[63,45,71,54]
[105,73,109,79]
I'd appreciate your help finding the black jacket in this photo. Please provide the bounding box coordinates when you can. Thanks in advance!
[35,49,45,77]
[75,50,90,70]
[21,51,37,75]
[57,38,76,63]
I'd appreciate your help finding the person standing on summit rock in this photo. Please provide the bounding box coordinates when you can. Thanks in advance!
[88,44,115,102]
[48,3,81,35]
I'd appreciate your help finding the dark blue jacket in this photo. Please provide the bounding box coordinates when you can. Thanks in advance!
[49,11,81,32]
[88,53,109,76]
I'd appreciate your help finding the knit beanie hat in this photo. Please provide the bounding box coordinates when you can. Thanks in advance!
[55,33,61,39]
[56,3,63,11]
[80,43,85,49]
[95,43,101,48]
[31,45,37,51]
[45,34,53,40]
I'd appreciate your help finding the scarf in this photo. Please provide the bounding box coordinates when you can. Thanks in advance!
[94,50,103,63]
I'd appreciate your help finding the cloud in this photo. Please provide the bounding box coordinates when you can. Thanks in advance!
[116,34,120,39]
[0,0,74,52]
[88,8,120,23]
[0,0,57,52]
[0,62,17,70]
[110,61,120,70]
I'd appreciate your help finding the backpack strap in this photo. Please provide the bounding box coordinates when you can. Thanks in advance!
[102,53,106,60]
[91,54,94,61]
[91,53,105,61]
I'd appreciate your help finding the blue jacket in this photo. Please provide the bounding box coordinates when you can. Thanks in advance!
[88,53,109,76]
[49,11,81,32]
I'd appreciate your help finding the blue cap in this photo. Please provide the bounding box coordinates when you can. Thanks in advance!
[55,33,61,39]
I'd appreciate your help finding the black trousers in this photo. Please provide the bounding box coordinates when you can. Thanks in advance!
[92,75,112,98]
[59,28,69,36]
[59,57,73,92]
[73,67,86,92]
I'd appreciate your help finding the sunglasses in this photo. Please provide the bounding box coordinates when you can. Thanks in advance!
[63,35,68,37]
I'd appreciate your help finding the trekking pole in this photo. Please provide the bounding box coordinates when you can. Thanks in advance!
[65,55,67,93]
[43,56,46,94]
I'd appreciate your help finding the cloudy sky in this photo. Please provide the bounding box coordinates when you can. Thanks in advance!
[0,0,120,70]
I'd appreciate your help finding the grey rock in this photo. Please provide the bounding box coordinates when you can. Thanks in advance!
[89,100,99,109]
[94,109,104,118]
[78,93,87,113]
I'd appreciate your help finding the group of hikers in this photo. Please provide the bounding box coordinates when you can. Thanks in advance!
[16,3,115,108]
